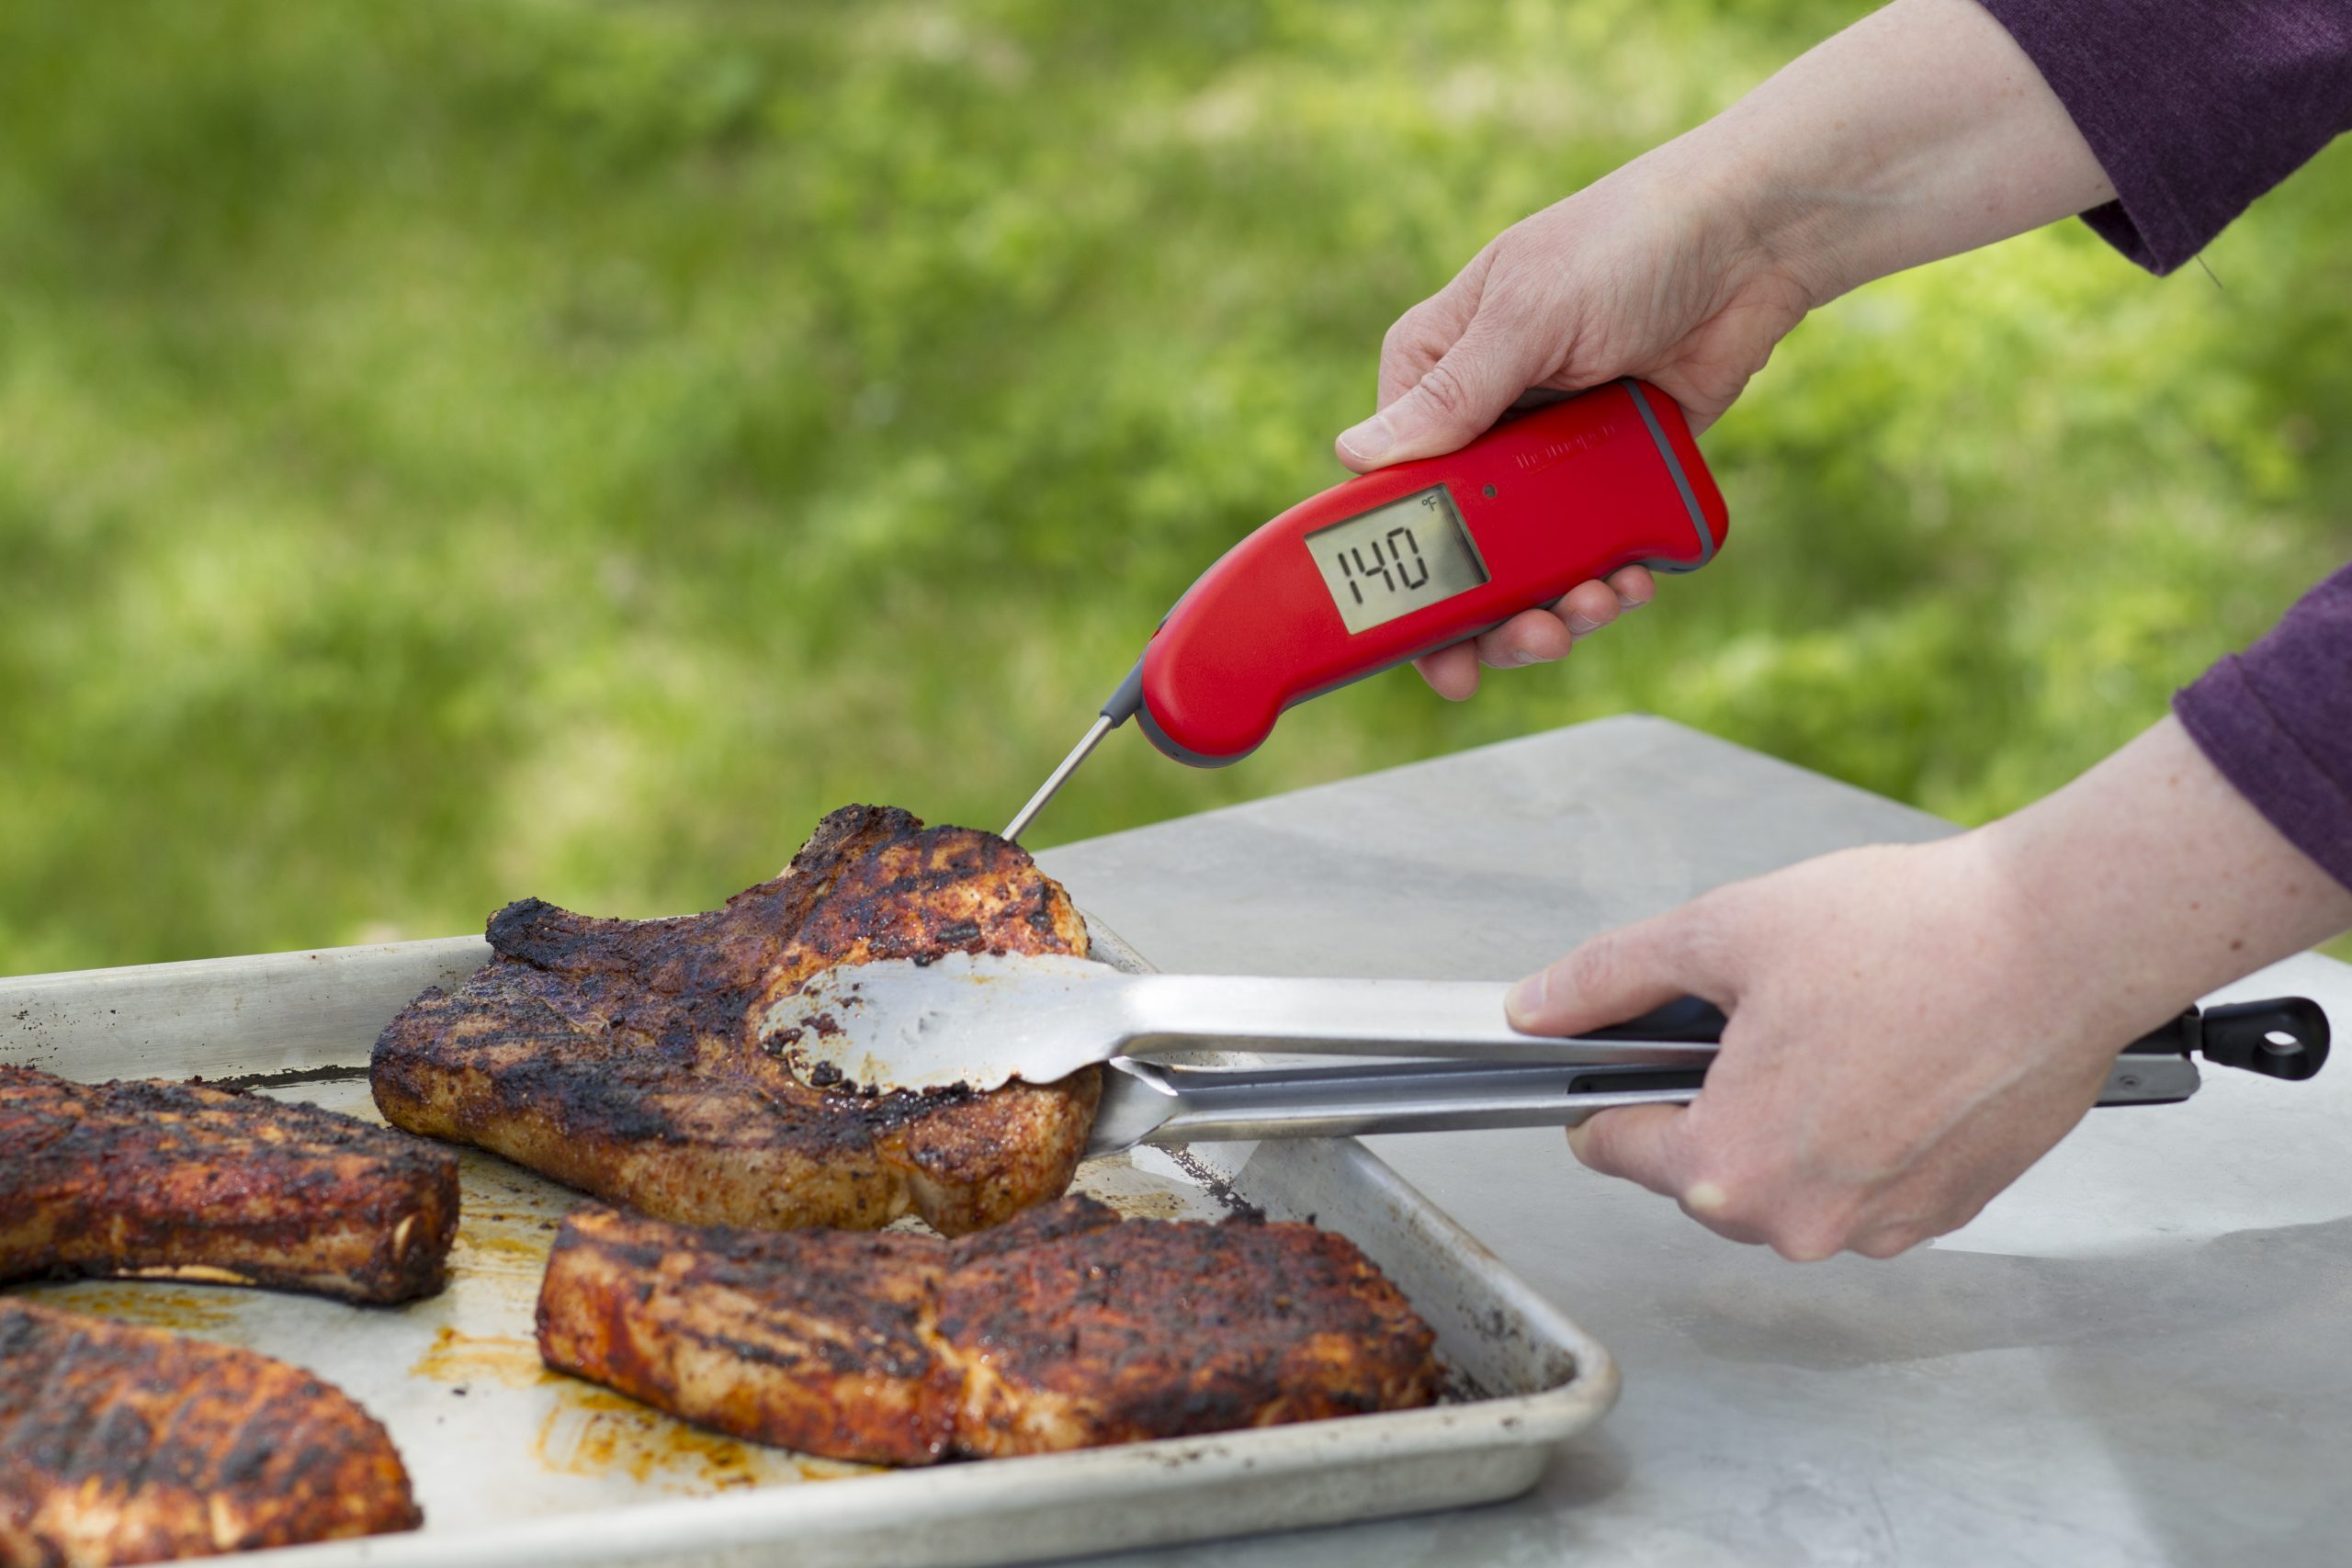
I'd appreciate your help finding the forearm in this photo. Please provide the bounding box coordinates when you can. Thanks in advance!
[1674,0,2115,305]
[1983,716,2352,1031]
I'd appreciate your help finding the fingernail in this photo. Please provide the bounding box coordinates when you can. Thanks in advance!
[1516,649,1544,667]
[1336,414,1393,467]
[1615,592,1646,611]
[1683,1180,1729,1214]
[1506,972,1546,1025]
[1566,1122,1592,1161]
[1566,613,1600,636]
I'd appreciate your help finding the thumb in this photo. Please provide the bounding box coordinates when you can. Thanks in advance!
[1335,317,1537,471]
[1504,910,1724,1037]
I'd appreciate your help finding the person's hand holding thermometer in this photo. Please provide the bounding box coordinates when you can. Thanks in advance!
[1003,378,1726,840]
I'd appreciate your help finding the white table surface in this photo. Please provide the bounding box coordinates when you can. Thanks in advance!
[1035,715,2352,1568]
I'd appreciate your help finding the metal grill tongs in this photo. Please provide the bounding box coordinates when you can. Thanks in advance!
[756,954,2334,1160]
[1079,997,2331,1157]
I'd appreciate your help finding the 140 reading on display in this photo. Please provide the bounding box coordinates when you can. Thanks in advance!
[1302,486,1491,635]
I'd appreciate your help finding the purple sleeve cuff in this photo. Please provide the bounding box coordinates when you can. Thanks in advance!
[2174,563,2352,896]
[1975,0,2352,274]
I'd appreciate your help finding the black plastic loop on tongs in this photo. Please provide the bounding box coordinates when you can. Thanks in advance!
[2195,997,2331,1081]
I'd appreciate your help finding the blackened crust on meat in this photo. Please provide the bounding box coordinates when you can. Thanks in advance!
[938,1203,1440,1455]
[370,805,1100,1236]
[946,1190,1125,1263]
[534,1197,1442,1467]
[0,1067,459,1304]
[0,1300,420,1562]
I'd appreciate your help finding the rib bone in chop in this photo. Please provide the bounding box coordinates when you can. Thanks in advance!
[0,1068,458,1304]
[0,1300,421,1565]
[371,806,1101,1236]
[537,1196,1442,1466]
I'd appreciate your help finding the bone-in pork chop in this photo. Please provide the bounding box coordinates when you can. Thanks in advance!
[0,1068,458,1304]
[370,806,1100,1236]
[537,1197,1442,1465]
[0,1300,420,1564]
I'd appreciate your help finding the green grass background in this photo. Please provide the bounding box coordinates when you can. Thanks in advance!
[3,1,2347,974]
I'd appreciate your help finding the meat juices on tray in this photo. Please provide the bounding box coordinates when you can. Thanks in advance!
[371,805,1102,1236]
[537,1196,1442,1466]
[0,1067,458,1304]
[0,1301,421,1564]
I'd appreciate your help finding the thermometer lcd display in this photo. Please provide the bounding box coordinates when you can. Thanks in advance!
[1303,485,1489,634]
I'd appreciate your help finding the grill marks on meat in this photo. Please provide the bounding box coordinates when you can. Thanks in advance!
[536,1198,1442,1466]
[0,1068,458,1305]
[536,1215,958,1467]
[370,806,1100,1237]
[0,1301,419,1564]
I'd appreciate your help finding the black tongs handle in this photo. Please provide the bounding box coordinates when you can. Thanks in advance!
[1597,995,2330,1080]
[2167,996,2331,1079]
[1582,993,1731,1044]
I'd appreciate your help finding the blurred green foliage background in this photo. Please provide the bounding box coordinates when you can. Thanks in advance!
[2,1,2346,974]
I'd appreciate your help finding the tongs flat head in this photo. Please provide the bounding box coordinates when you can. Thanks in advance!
[758,953,1128,1094]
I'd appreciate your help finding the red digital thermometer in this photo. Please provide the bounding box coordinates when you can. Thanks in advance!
[1002,378,1728,840]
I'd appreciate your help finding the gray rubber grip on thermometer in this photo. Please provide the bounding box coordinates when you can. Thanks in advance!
[1102,656,1146,725]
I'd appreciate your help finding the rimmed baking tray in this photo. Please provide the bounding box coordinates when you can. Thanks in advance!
[0,915,1618,1566]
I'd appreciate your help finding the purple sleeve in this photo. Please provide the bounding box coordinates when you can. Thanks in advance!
[2174,563,2352,895]
[1973,0,2352,273]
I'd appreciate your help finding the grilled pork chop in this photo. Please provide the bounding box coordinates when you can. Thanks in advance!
[371,806,1100,1236]
[0,1300,420,1564]
[0,1068,458,1305]
[537,1197,1442,1466]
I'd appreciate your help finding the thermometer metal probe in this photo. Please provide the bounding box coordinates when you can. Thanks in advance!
[1003,714,1116,842]
[1003,378,1729,842]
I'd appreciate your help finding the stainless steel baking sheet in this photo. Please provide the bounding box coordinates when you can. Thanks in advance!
[0,917,1617,1567]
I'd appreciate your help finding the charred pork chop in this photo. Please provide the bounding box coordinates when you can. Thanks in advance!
[0,1069,458,1305]
[0,1300,420,1564]
[536,1197,1442,1466]
[371,806,1100,1237]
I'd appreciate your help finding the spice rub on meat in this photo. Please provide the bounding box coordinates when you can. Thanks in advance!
[0,1300,420,1564]
[536,1197,1442,1466]
[370,806,1101,1237]
[0,1067,458,1305]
